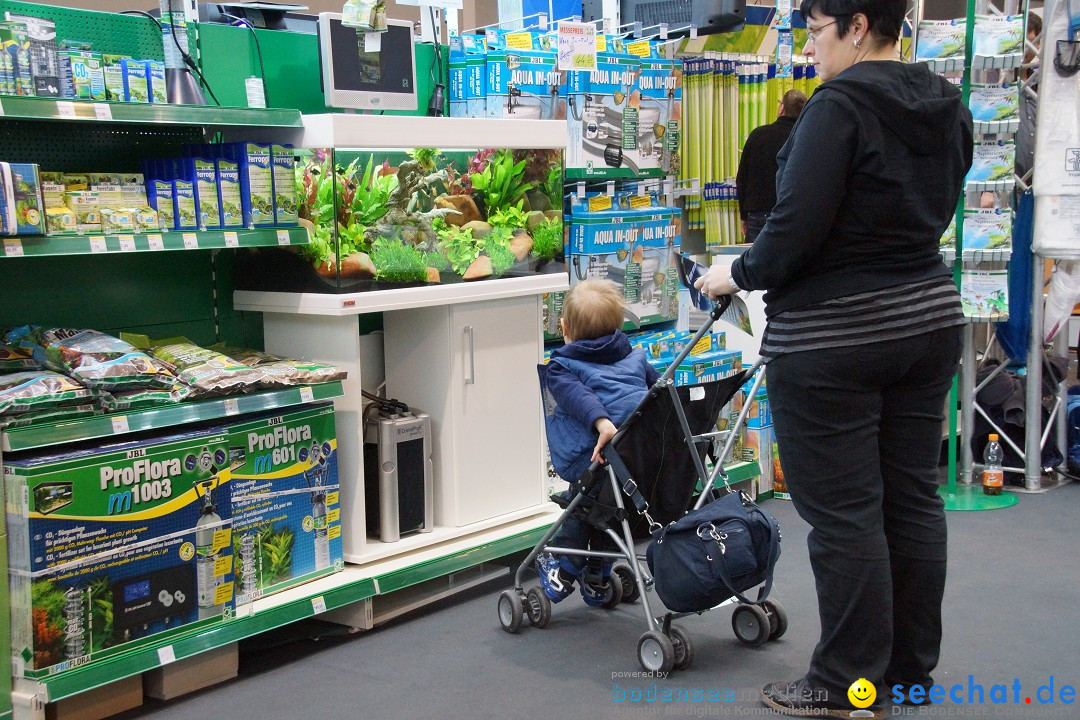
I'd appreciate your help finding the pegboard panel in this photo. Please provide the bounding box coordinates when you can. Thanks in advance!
[0,120,203,172]
[0,1,164,60]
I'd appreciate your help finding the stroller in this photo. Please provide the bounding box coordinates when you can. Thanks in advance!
[497,297,786,673]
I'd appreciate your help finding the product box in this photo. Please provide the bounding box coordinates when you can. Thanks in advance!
[226,143,275,228]
[40,172,65,208]
[770,436,787,497]
[88,173,124,211]
[739,373,771,428]
[101,53,129,102]
[0,36,14,95]
[568,203,680,328]
[227,404,343,605]
[448,35,466,118]
[120,173,147,207]
[742,425,773,494]
[189,158,220,230]
[63,190,100,231]
[58,50,105,101]
[44,206,77,235]
[670,348,742,386]
[121,58,149,103]
[270,144,298,226]
[215,158,244,229]
[4,13,59,97]
[173,179,199,231]
[632,56,682,176]
[147,179,175,230]
[1,162,45,235]
[132,206,159,232]
[146,60,166,103]
[4,429,235,679]
[101,207,135,233]
[566,39,641,177]
[486,32,564,121]
[0,21,33,96]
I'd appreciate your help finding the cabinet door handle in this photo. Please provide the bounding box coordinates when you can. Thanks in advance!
[464,325,475,385]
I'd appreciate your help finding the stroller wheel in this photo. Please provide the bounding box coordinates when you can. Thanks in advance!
[498,590,524,633]
[612,561,640,603]
[525,587,551,628]
[762,599,788,641]
[731,603,770,647]
[668,624,694,670]
[637,630,675,674]
[601,576,624,609]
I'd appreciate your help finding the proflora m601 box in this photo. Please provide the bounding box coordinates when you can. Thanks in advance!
[4,429,234,679]
[226,404,343,605]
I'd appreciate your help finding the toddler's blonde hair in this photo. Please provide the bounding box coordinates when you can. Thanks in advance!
[562,279,625,341]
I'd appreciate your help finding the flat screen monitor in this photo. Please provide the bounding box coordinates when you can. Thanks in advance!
[317,13,418,112]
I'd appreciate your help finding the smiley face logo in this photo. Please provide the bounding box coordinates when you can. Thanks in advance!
[847,678,876,709]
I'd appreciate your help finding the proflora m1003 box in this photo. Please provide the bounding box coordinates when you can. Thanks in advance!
[226,404,343,605]
[4,429,234,679]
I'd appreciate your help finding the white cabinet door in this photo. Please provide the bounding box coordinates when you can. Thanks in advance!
[448,296,545,526]
[384,295,545,528]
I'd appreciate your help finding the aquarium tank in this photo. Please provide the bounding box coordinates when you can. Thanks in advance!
[235,146,567,293]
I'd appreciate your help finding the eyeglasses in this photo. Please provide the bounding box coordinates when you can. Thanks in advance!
[806,20,839,44]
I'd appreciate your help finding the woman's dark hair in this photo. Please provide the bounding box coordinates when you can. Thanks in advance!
[799,0,905,43]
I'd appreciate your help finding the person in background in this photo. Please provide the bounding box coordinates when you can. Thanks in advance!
[736,89,808,243]
[694,0,973,716]
[1016,11,1041,181]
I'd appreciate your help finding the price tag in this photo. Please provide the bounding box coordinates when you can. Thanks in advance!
[56,101,76,118]
[94,103,113,120]
[311,596,327,615]
[505,32,533,49]
[629,194,652,209]
[224,231,239,248]
[89,236,107,253]
[557,21,598,72]
[588,195,612,212]
[223,398,240,416]
[183,233,199,249]
[364,31,382,52]
[277,229,291,245]
[3,239,23,257]
[299,387,315,403]
[118,235,136,252]
[111,415,130,434]
[147,234,164,250]
[157,646,176,665]
[627,40,652,58]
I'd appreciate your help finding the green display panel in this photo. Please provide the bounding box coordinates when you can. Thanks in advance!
[196,23,448,116]
[0,1,163,60]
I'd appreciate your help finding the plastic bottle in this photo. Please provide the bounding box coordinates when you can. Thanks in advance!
[982,434,1004,496]
[195,482,223,618]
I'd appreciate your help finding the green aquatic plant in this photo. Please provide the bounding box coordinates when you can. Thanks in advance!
[487,201,528,230]
[350,154,399,227]
[438,225,479,276]
[407,147,443,172]
[531,217,563,262]
[371,237,428,283]
[471,149,534,214]
[484,226,516,276]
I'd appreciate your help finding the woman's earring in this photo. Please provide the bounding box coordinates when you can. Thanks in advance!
[854,36,863,48]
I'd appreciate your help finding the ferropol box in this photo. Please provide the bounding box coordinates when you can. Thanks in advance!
[4,429,234,679]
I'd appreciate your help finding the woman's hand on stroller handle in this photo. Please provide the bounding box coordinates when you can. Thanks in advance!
[592,418,618,464]
[694,263,738,300]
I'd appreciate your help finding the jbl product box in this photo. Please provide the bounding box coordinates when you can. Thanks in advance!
[565,39,641,178]
[671,348,742,386]
[270,144,298,226]
[4,429,235,679]
[742,426,773,494]
[633,56,682,176]
[226,404,342,605]
[486,32,564,120]
[569,203,680,329]
[225,142,274,228]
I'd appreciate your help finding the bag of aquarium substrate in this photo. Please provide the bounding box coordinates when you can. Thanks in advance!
[211,345,347,388]
[147,342,262,395]
[0,341,38,371]
[99,384,193,411]
[7,326,177,391]
[0,371,96,415]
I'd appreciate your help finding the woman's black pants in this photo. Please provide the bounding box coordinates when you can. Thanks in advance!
[766,325,962,698]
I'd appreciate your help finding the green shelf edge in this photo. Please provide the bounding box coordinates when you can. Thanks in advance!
[35,524,549,702]
[2,227,307,258]
[0,95,301,128]
[2,381,344,452]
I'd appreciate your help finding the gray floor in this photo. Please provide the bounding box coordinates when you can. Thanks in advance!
[117,481,1080,720]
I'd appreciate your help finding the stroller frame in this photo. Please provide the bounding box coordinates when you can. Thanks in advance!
[497,298,786,673]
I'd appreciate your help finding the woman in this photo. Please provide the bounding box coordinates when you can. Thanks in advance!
[695,0,973,716]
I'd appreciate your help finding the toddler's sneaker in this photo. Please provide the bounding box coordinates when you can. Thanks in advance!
[579,562,613,607]
[536,553,576,602]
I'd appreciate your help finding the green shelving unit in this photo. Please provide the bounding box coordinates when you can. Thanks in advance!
[1,381,344,452]
[0,96,301,128]
[2,227,306,258]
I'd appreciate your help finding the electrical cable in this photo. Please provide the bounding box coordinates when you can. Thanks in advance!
[220,12,271,107]
[123,6,220,105]
[168,0,221,105]
[425,5,446,116]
